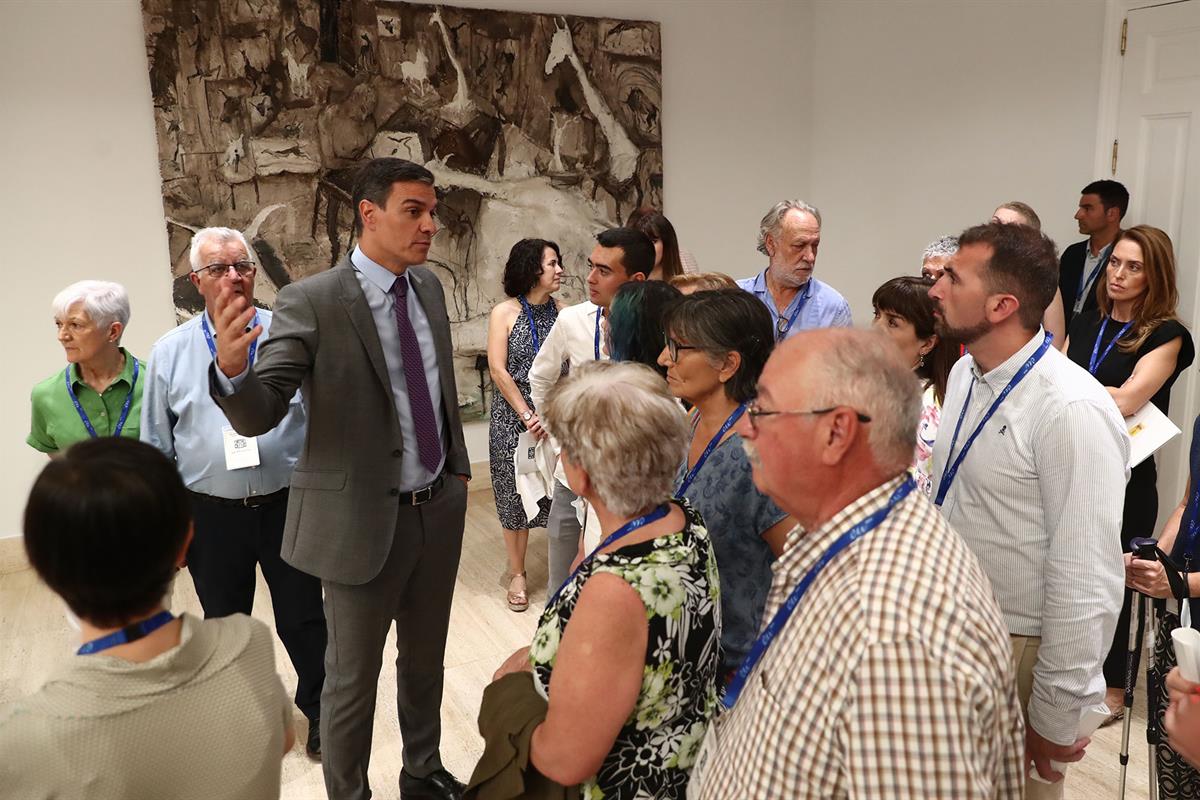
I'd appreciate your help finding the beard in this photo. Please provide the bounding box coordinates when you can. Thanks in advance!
[768,261,811,289]
[935,315,991,345]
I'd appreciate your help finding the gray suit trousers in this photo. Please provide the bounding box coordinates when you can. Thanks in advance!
[545,480,582,594]
[319,475,468,800]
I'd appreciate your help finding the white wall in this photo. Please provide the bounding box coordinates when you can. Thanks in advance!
[0,0,811,536]
[807,0,1108,318]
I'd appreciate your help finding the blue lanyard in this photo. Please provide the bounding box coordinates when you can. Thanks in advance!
[775,278,813,342]
[934,332,1053,507]
[548,503,670,609]
[77,610,175,655]
[1088,316,1134,375]
[594,308,602,360]
[64,358,139,439]
[723,477,915,709]
[676,404,747,497]
[1076,242,1114,308]
[201,313,258,365]
[519,297,541,352]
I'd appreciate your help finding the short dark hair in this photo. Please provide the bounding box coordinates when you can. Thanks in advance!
[626,208,684,281]
[352,158,435,234]
[503,238,561,298]
[596,227,655,279]
[661,288,774,403]
[872,276,962,404]
[958,222,1059,330]
[23,438,191,628]
[608,280,683,377]
[1081,179,1130,220]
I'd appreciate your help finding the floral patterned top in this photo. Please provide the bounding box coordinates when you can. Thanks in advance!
[913,383,940,497]
[529,499,721,799]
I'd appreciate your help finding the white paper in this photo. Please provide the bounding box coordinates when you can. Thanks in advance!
[223,427,261,470]
[1126,402,1181,468]
[515,431,539,475]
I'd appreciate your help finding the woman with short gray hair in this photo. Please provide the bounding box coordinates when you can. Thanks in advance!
[657,289,796,679]
[485,361,721,798]
[28,280,145,454]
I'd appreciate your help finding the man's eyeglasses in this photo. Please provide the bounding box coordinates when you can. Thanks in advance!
[745,399,872,433]
[664,336,698,362]
[193,260,255,278]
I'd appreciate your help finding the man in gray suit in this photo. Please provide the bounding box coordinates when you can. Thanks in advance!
[209,158,470,800]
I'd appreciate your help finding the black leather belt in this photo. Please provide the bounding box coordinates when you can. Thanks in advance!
[189,488,289,509]
[394,474,446,506]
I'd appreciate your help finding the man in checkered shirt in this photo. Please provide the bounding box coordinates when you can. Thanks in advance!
[691,329,1024,799]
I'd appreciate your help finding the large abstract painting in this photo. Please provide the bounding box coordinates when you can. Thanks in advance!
[141,0,663,418]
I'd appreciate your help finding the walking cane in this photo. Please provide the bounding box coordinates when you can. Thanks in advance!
[1118,584,1147,800]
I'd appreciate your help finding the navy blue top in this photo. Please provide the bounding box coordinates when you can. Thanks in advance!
[676,432,788,671]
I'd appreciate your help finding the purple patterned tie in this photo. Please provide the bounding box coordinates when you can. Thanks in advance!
[389,276,443,473]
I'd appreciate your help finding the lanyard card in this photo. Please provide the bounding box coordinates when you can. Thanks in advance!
[515,430,539,475]
[223,426,261,470]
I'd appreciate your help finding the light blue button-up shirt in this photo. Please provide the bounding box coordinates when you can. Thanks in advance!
[736,270,853,340]
[350,247,447,491]
[141,309,307,499]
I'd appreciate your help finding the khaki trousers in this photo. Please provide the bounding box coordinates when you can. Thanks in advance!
[1012,634,1066,800]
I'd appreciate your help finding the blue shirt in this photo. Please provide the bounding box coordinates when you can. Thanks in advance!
[675,432,788,671]
[141,310,306,499]
[736,271,853,339]
[350,247,447,491]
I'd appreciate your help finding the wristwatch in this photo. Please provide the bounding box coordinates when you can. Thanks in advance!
[522,410,535,422]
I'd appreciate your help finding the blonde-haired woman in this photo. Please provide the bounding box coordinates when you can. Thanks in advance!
[484,361,720,799]
[1066,224,1195,721]
[28,280,144,454]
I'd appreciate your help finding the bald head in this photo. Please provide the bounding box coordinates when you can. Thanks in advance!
[739,329,921,527]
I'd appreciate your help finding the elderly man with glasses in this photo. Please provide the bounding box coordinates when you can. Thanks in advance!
[140,226,327,760]
[689,328,1024,800]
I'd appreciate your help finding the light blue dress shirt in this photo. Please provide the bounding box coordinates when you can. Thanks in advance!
[736,271,853,339]
[141,309,307,499]
[350,247,447,491]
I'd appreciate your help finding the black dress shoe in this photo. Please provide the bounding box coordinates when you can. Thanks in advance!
[305,719,321,760]
[400,768,464,800]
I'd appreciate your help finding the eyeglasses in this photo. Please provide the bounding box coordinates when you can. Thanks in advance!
[664,336,698,362]
[193,260,255,278]
[745,399,872,433]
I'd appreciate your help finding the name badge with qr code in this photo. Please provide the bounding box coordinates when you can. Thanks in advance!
[686,718,722,799]
[223,427,261,470]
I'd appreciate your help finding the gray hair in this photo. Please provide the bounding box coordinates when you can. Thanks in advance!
[189,227,252,271]
[756,200,822,255]
[542,361,689,518]
[800,329,922,474]
[51,280,131,337]
[922,235,959,262]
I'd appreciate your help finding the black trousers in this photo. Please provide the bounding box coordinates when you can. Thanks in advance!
[188,490,327,721]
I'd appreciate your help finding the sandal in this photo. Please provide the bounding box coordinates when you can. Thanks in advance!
[500,571,529,612]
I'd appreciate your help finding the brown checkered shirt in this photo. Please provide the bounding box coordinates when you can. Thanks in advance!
[695,475,1025,799]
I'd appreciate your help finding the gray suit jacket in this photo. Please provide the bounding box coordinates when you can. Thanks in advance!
[210,258,471,585]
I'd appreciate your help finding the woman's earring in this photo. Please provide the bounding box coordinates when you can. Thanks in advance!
[918,353,925,368]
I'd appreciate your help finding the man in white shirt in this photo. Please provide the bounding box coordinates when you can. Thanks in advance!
[528,227,653,592]
[929,222,1128,799]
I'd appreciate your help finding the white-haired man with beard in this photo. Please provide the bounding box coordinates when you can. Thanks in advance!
[737,200,852,341]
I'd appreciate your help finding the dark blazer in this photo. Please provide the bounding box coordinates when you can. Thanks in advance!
[1058,238,1116,330]
[210,257,471,585]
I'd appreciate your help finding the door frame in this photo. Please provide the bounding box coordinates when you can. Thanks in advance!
[1093,0,1196,179]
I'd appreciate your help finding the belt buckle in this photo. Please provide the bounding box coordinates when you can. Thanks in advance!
[411,484,434,506]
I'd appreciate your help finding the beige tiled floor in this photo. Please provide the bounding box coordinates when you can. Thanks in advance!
[0,489,1158,799]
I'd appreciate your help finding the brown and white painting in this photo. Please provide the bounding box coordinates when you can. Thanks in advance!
[141,0,663,418]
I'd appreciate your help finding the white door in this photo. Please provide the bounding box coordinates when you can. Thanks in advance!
[1114,0,1200,527]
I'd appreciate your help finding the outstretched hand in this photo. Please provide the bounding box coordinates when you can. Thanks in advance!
[213,283,262,378]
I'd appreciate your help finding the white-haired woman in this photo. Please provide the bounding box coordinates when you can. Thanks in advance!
[28,280,144,454]
[484,361,721,799]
